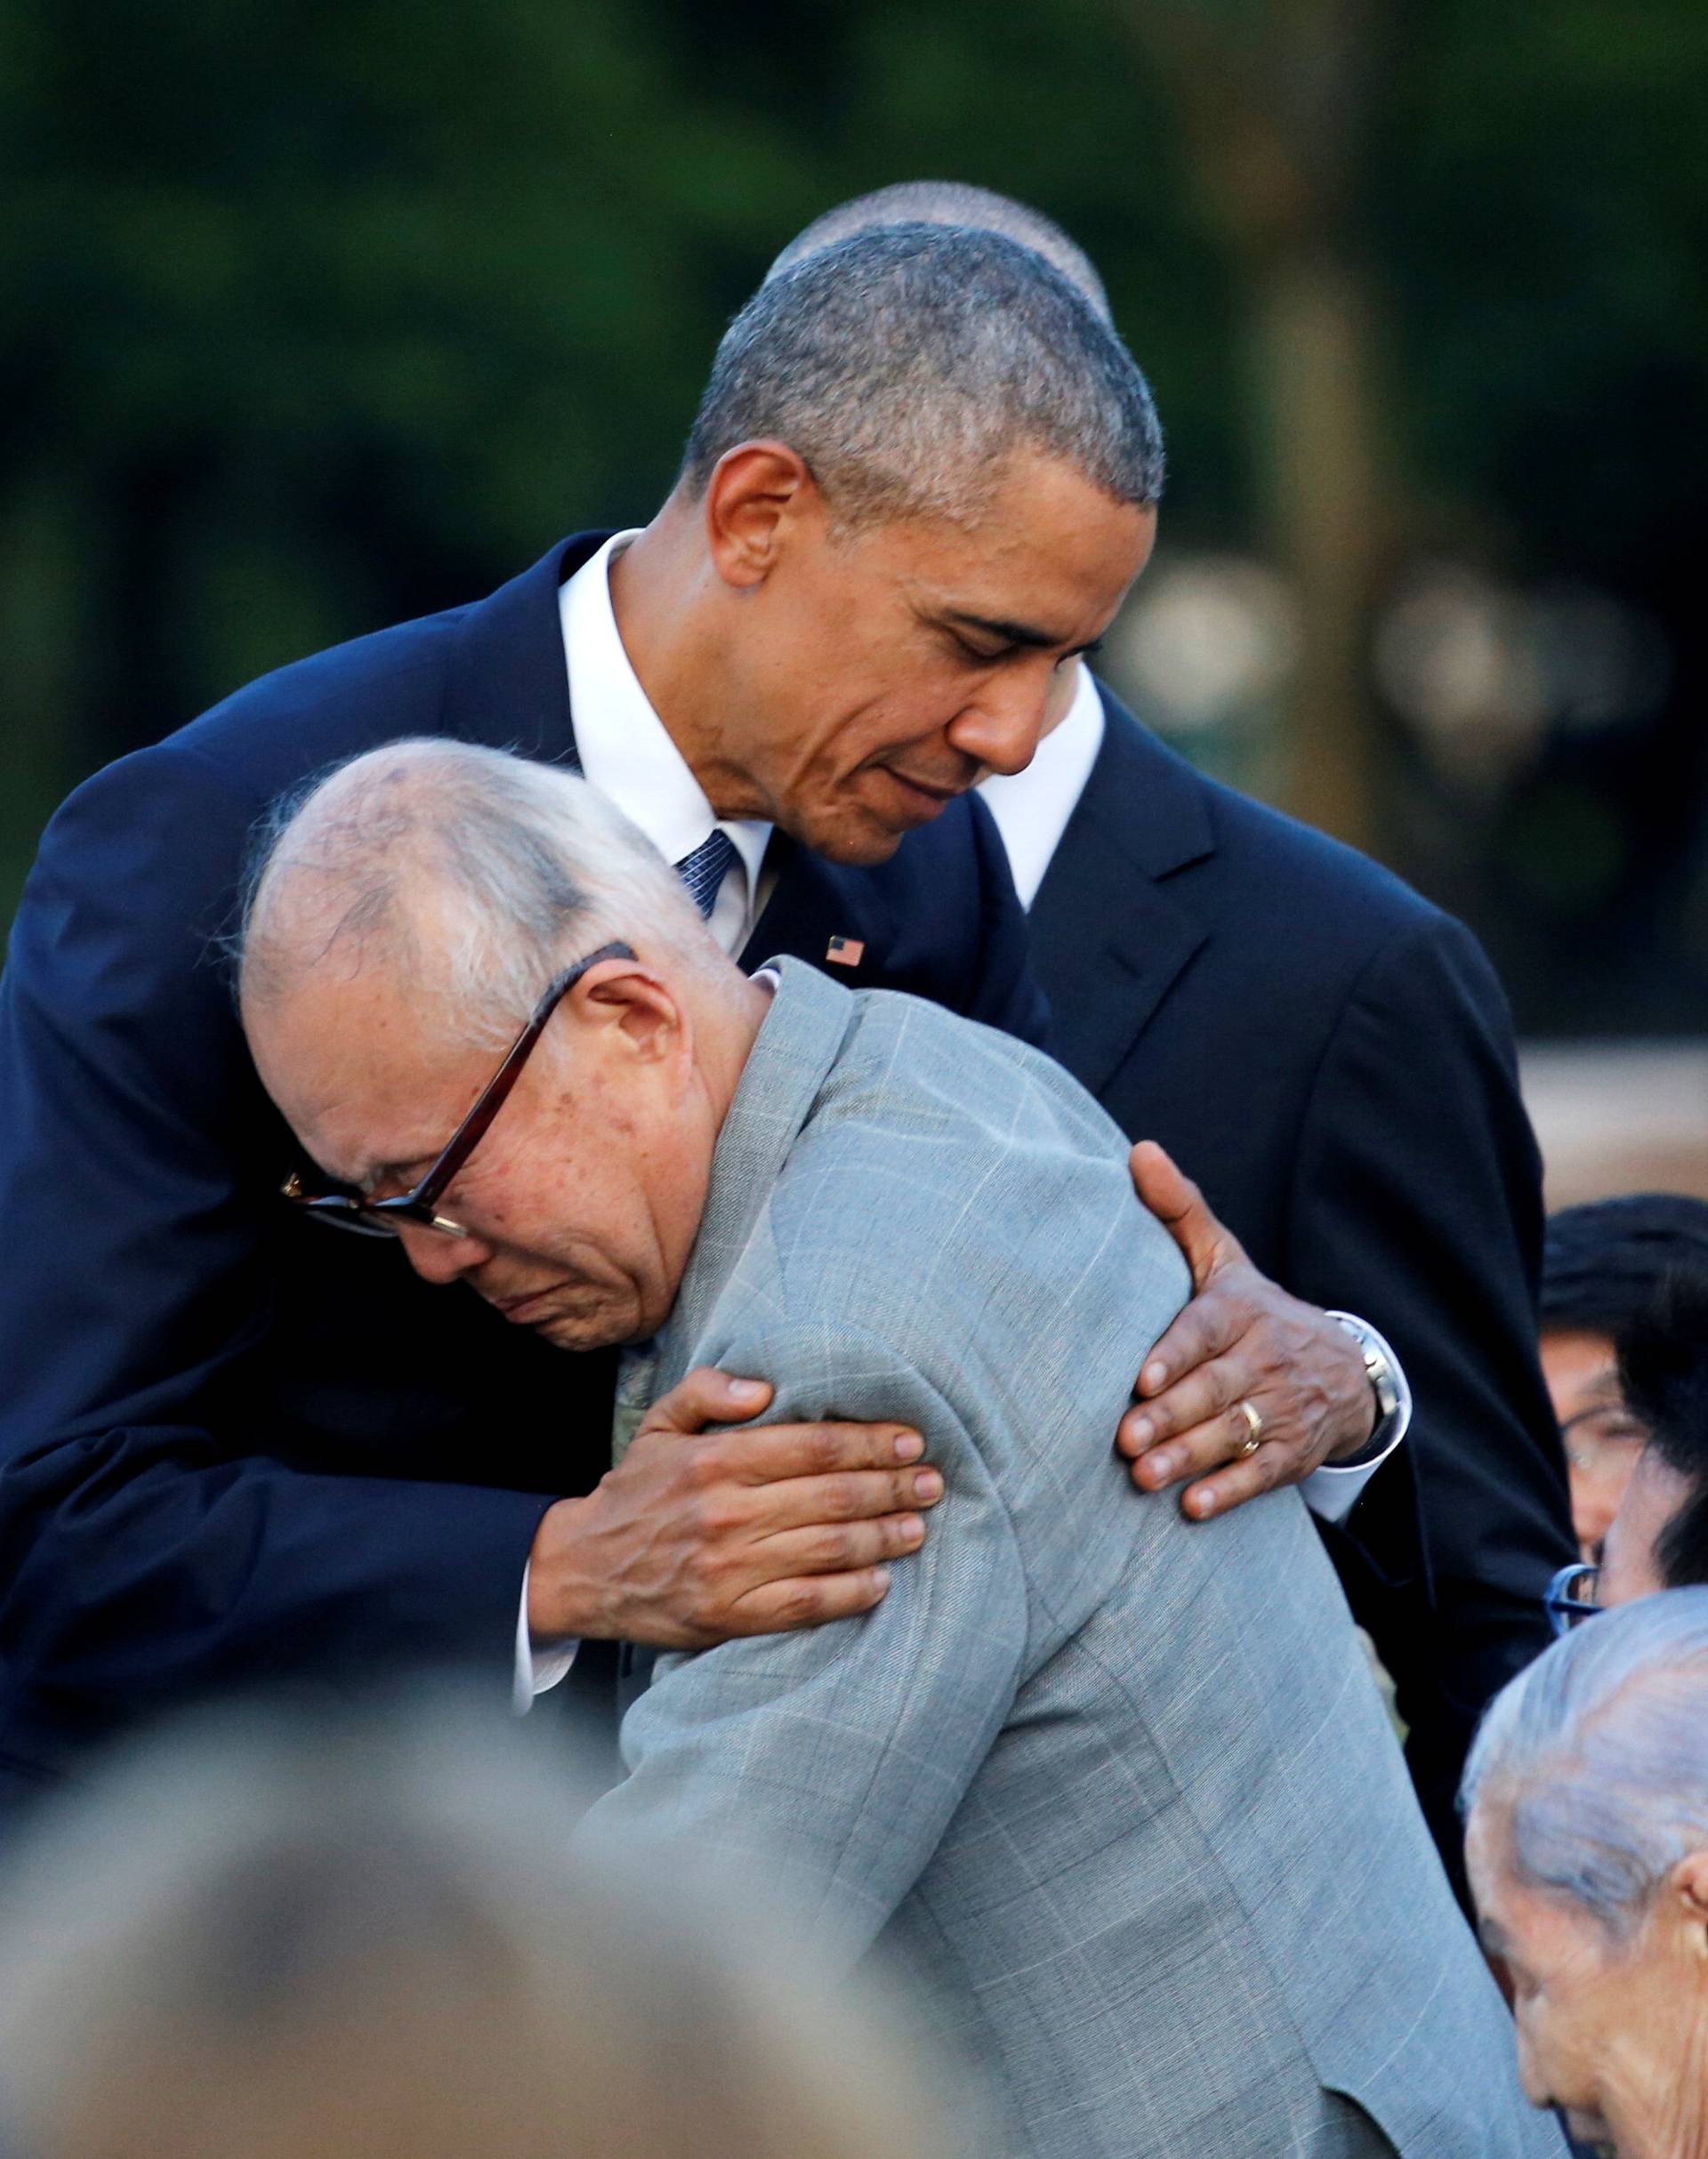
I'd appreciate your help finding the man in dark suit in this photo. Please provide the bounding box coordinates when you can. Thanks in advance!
[1016,697,1568,1869]
[0,227,1389,1803]
[777,187,1575,1867]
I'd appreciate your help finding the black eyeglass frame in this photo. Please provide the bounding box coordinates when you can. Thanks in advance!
[1543,1559,1602,1639]
[280,940,635,1240]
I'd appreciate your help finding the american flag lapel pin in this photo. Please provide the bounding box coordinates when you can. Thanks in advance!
[826,935,865,968]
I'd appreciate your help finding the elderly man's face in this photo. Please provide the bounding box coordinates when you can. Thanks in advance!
[1467,1801,1708,2156]
[248,959,714,1350]
[707,448,1154,865]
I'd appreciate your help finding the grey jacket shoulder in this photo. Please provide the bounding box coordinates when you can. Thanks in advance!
[607,965,1559,2159]
[747,979,1190,1462]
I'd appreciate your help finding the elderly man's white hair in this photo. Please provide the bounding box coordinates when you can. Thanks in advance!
[1462,1585,1708,1941]
[239,740,721,1051]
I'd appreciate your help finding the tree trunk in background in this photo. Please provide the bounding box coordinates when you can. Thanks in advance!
[1122,0,1400,855]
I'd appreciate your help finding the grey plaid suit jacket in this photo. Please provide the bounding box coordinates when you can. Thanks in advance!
[579,960,1561,2159]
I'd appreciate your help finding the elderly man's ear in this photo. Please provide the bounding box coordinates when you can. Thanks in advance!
[579,965,689,1064]
[1666,1850,1708,1957]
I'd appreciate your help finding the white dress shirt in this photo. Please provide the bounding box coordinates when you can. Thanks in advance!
[979,661,1108,909]
[977,667,1409,1525]
[561,531,772,951]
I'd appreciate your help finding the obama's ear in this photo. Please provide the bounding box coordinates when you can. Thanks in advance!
[701,441,823,590]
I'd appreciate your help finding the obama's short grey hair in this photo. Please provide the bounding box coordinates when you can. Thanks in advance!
[681,224,1163,530]
[767,181,1112,325]
[1461,1587,1708,1942]
[238,740,721,1052]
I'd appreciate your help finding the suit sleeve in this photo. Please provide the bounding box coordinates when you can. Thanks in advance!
[1283,910,1573,1846]
[576,1321,1029,1965]
[963,794,1053,1051]
[0,744,550,1746]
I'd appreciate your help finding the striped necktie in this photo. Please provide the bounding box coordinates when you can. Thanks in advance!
[673,827,736,921]
[559,741,734,923]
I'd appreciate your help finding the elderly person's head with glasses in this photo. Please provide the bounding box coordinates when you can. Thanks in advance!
[238,741,771,1351]
[1463,1588,1708,2159]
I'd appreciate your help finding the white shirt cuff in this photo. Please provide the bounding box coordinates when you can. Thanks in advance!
[1300,1313,1412,1527]
[513,1562,579,1714]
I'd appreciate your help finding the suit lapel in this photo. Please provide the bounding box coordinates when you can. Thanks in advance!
[441,530,611,763]
[1028,692,1215,1099]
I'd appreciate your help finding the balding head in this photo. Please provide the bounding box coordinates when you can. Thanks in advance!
[1461,1589,1708,2140]
[767,181,1112,325]
[1463,1587,1708,1944]
[238,742,766,1349]
[239,739,715,1051]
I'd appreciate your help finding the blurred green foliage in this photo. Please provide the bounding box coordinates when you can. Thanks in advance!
[2,0,1705,1027]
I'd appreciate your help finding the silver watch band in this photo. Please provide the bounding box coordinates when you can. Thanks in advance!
[1325,1311,1408,1467]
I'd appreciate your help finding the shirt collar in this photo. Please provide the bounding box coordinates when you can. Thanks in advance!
[976,663,1107,910]
[559,531,771,897]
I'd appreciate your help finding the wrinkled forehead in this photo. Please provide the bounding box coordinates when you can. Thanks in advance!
[1463,1796,1562,1962]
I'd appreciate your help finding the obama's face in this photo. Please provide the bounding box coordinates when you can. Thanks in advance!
[694,447,1154,866]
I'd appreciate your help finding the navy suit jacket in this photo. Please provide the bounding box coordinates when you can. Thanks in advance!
[0,533,1044,1798]
[1029,692,1575,1865]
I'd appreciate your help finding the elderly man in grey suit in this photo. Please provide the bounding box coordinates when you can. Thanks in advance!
[238,739,1558,2159]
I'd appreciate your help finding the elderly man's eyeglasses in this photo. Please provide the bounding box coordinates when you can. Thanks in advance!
[1543,1560,1602,1639]
[280,941,634,1241]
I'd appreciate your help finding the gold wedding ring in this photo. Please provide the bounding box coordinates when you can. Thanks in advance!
[1233,1398,1264,1459]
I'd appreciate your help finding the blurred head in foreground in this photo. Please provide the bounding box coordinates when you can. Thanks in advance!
[1462,1588,1708,2157]
[1540,1194,1708,1559]
[0,1697,963,2159]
